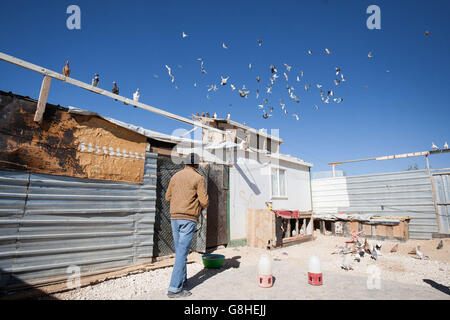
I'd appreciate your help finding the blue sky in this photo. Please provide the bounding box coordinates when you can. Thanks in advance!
[0,0,449,175]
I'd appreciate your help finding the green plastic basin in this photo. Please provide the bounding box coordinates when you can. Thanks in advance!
[202,254,225,269]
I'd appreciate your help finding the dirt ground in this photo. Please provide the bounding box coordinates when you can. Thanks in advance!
[51,234,450,300]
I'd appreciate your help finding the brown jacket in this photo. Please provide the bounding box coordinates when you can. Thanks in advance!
[165,165,209,222]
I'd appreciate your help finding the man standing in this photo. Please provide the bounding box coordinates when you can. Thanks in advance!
[165,153,209,298]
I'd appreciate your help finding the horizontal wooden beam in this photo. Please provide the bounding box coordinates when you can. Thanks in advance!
[0,51,224,135]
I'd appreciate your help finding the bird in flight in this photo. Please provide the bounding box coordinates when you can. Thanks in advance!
[182,31,188,38]
[325,48,331,55]
[165,65,175,82]
[221,76,229,86]
[222,42,228,49]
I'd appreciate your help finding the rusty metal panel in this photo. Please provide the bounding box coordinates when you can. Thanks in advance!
[0,91,146,184]
[0,152,156,291]
[312,170,438,239]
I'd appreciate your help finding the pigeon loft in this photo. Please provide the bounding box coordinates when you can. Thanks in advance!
[313,215,410,242]
[246,209,314,249]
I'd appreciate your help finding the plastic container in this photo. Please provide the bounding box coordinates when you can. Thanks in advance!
[308,256,323,286]
[202,254,225,269]
[258,253,273,288]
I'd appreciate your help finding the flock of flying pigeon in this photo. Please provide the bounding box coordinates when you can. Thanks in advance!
[60,29,434,123]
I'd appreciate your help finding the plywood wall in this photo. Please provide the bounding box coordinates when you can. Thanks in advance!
[0,91,147,183]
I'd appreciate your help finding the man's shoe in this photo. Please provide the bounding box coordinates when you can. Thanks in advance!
[167,289,192,298]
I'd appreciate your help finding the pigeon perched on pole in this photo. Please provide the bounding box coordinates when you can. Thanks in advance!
[133,88,140,102]
[62,61,71,77]
[112,82,119,101]
[92,74,99,87]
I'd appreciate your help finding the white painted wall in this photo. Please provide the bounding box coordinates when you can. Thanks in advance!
[229,154,312,241]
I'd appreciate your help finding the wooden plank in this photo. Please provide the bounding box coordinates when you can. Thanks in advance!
[362,223,372,236]
[1,257,195,299]
[34,75,51,123]
[349,221,359,234]
[376,225,388,237]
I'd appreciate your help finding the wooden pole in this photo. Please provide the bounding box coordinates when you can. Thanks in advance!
[34,75,52,123]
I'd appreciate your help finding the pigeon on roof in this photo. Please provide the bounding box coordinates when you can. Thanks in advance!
[62,61,71,77]
[432,142,438,150]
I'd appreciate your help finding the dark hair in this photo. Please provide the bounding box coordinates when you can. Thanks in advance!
[183,152,200,166]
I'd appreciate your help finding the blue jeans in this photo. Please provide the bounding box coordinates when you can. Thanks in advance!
[168,219,196,293]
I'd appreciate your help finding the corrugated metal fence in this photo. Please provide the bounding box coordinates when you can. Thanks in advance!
[0,152,157,291]
[311,169,440,239]
[433,170,450,234]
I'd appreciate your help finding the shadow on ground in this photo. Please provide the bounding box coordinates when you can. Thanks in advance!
[423,279,450,296]
[185,256,241,291]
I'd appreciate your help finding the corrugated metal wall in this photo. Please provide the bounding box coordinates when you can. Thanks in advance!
[433,171,450,234]
[311,169,439,239]
[0,152,157,290]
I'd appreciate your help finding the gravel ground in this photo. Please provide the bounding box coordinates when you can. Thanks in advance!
[51,234,450,300]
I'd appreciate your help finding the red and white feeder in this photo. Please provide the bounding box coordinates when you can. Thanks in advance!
[258,253,273,288]
[308,256,323,286]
